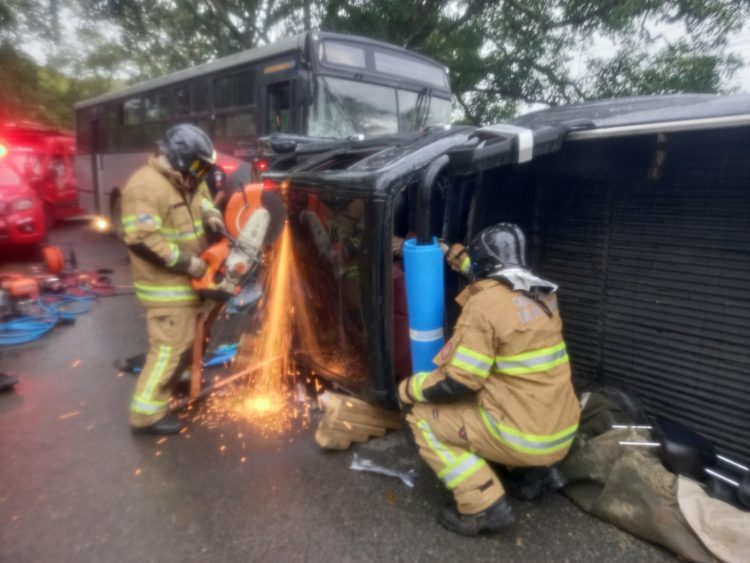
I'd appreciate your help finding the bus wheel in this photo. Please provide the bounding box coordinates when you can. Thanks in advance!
[110,192,124,240]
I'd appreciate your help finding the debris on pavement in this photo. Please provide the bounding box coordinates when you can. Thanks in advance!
[350,453,416,488]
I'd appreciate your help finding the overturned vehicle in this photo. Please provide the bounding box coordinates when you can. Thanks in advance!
[266,94,750,468]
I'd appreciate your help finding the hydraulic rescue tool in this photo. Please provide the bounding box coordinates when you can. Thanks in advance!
[192,182,286,300]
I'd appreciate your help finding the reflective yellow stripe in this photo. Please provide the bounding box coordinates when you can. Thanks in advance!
[160,220,205,242]
[437,452,487,489]
[143,345,171,400]
[418,420,487,490]
[451,345,492,378]
[480,407,578,455]
[131,346,172,415]
[417,419,455,465]
[166,244,180,267]
[460,255,471,274]
[134,283,198,303]
[494,342,569,376]
[122,214,161,228]
[410,372,429,402]
[130,395,169,415]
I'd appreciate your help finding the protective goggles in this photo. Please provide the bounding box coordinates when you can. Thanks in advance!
[188,159,213,180]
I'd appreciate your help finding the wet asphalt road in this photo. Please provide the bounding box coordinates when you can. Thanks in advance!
[0,225,676,562]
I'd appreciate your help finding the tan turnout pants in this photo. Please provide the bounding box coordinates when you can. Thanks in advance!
[407,401,539,515]
[129,306,198,427]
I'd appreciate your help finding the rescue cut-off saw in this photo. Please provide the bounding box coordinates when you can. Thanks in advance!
[193,183,286,300]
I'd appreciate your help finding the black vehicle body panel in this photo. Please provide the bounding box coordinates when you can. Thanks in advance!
[268,94,750,466]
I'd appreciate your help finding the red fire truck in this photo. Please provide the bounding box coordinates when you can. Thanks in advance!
[0,121,84,229]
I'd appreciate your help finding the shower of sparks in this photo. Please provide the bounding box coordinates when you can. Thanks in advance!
[196,221,312,437]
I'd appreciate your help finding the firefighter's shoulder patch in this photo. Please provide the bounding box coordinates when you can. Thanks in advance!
[437,339,455,363]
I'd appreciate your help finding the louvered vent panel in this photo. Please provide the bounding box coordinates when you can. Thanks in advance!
[534,129,750,465]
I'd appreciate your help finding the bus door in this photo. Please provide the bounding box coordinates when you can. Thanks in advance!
[266,81,294,135]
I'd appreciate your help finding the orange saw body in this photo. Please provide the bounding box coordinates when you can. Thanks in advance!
[192,183,286,300]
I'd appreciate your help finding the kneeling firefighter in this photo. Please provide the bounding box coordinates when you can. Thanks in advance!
[398,223,580,535]
[123,124,224,435]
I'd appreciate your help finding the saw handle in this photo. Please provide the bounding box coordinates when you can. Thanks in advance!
[192,239,230,292]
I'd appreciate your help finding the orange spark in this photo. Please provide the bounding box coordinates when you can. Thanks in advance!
[58,411,80,420]
[71,359,81,368]
[134,468,142,477]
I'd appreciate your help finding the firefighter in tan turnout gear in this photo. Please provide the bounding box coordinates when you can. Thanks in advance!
[123,124,224,435]
[398,223,580,536]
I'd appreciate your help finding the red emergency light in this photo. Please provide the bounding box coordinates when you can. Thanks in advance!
[256,159,269,172]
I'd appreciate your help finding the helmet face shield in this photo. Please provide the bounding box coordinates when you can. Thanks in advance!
[188,158,212,180]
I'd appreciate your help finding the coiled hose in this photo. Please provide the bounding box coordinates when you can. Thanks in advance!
[0,293,97,346]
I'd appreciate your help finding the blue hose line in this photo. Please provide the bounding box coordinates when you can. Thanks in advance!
[403,237,445,373]
[0,293,98,346]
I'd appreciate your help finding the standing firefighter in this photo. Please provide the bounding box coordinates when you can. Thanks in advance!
[123,124,224,435]
[398,223,580,536]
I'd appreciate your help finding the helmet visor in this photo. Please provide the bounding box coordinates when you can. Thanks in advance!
[188,159,212,180]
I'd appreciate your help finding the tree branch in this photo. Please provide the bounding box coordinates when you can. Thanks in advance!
[455,91,482,126]
[442,0,494,35]
[204,0,252,48]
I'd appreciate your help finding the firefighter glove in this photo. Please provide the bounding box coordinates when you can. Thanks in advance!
[187,256,208,278]
[205,215,225,234]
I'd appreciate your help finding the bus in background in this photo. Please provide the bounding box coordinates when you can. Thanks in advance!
[74,31,453,231]
[1,121,82,229]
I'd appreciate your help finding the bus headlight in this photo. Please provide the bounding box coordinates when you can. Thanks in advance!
[13,199,33,211]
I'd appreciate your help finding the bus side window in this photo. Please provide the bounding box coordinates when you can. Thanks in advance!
[175,85,191,116]
[268,82,291,133]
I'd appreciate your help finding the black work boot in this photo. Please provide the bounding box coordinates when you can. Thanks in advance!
[131,413,185,435]
[505,465,567,501]
[439,495,516,536]
[114,353,147,375]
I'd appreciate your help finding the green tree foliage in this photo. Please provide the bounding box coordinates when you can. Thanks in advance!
[85,0,311,79]
[318,0,749,123]
[0,42,119,126]
[1,0,748,126]
[0,0,124,127]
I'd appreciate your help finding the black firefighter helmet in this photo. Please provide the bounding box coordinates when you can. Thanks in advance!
[468,223,528,279]
[159,124,216,181]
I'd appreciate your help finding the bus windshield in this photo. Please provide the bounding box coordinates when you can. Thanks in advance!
[308,76,452,139]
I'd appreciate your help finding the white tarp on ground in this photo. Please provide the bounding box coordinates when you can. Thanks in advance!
[678,476,750,563]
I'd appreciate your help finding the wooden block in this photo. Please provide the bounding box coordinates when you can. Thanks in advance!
[315,392,402,450]
[331,419,387,438]
[327,393,402,427]
[315,419,352,450]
